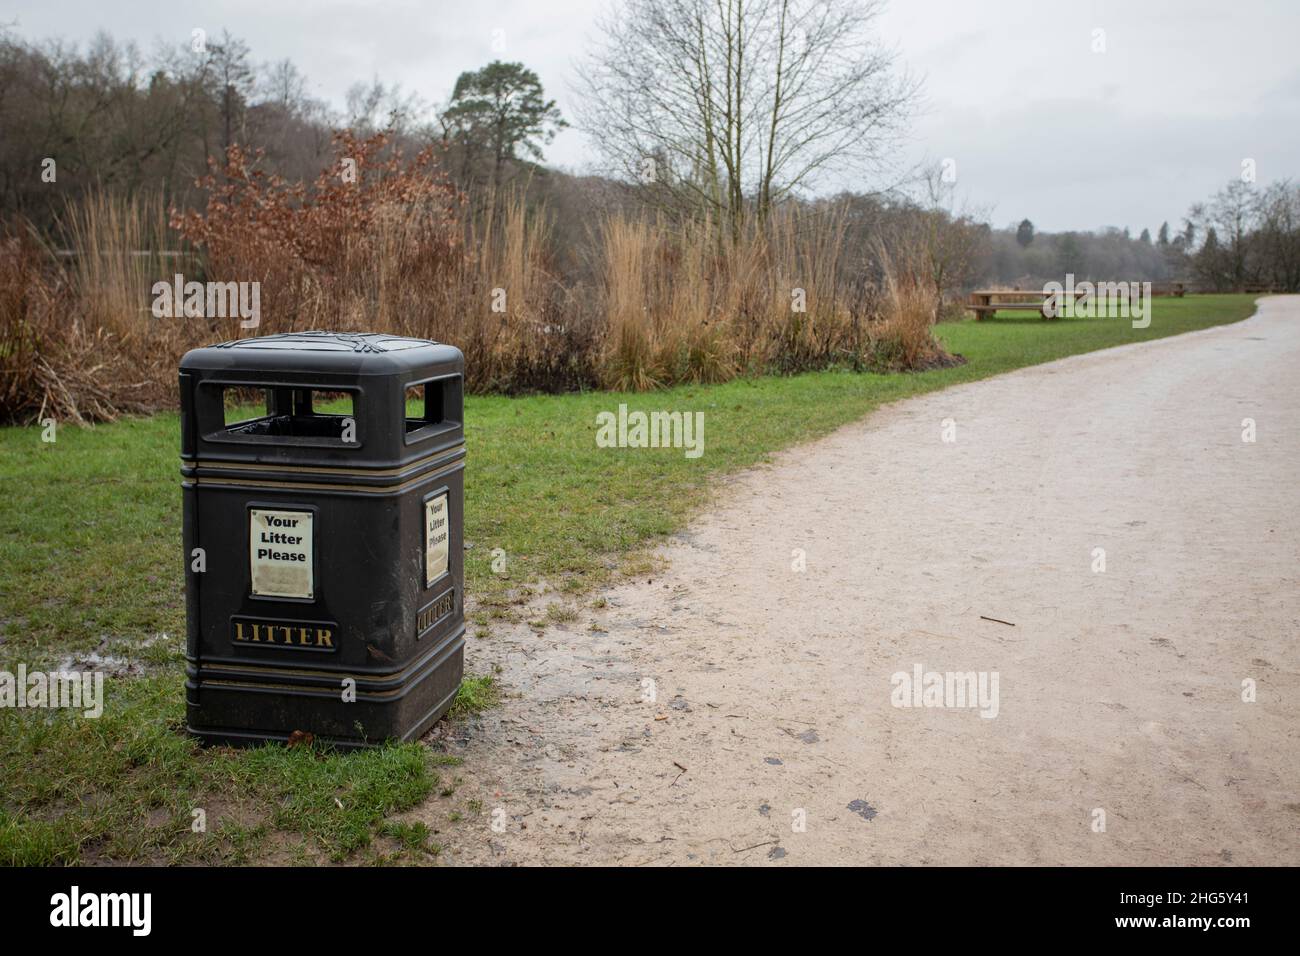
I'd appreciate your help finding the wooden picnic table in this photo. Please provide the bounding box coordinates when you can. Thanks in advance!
[968,288,1088,320]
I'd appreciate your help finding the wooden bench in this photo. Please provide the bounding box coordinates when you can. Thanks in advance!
[968,289,1088,320]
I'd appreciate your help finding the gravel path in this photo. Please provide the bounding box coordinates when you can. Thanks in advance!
[426,297,1300,865]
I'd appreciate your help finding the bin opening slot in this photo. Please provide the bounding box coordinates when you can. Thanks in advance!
[222,387,271,426]
[217,386,356,441]
[405,379,453,435]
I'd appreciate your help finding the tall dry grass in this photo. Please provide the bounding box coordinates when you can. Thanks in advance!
[61,191,188,338]
[597,206,881,389]
[0,195,189,424]
[1,142,956,424]
[441,192,592,392]
[866,244,947,371]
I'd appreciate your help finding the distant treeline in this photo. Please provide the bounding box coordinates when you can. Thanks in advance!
[980,180,1299,293]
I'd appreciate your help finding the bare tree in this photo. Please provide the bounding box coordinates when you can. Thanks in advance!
[576,0,917,234]
[205,32,255,159]
[345,77,433,138]
[1254,179,1300,292]
[909,163,990,303]
[1189,180,1258,291]
[254,58,336,179]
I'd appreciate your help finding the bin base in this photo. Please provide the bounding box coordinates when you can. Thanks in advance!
[186,680,459,751]
[185,627,464,750]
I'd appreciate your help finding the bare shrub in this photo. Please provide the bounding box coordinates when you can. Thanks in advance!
[172,132,465,335]
[0,226,163,423]
[867,245,955,372]
[171,139,595,395]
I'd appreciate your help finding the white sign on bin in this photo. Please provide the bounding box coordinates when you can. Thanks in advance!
[425,494,449,586]
[249,508,314,599]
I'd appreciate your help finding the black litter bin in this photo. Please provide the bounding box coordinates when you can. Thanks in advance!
[179,331,465,749]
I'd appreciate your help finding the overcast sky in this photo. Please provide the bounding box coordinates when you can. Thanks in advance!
[5,0,1298,232]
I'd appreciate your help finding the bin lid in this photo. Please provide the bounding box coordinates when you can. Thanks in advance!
[181,331,462,376]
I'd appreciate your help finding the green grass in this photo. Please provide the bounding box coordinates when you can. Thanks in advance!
[0,294,1262,863]
[449,673,500,717]
[0,674,435,864]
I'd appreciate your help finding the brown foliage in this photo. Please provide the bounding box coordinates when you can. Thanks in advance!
[865,245,957,372]
[1,139,957,425]
[0,227,166,424]
[171,132,466,332]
